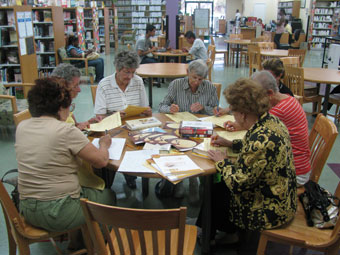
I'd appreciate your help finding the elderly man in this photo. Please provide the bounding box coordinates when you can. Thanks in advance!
[182,31,208,62]
[94,50,152,189]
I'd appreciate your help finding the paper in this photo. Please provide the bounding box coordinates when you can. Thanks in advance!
[87,112,121,132]
[118,150,159,173]
[25,12,33,37]
[92,138,126,160]
[202,115,235,128]
[216,130,247,141]
[165,112,198,123]
[17,12,26,38]
[153,155,202,175]
[143,143,171,151]
[19,38,26,56]
[124,105,149,118]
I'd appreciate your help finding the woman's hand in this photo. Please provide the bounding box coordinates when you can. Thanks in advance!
[170,104,179,113]
[223,121,243,132]
[76,121,90,130]
[142,107,152,116]
[190,102,203,113]
[99,134,111,149]
[208,150,226,162]
[213,107,230,116]
[119,111,127,119]
[88,116,104,124]
[211,135,232,147]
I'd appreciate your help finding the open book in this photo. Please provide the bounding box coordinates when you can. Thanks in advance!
[125,117,162,131]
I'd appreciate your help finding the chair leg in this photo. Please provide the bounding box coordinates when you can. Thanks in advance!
[4,214,17,255]
[142,177,149,198]
[16,235,31,255]
[90,76,94,85]
[325,238,340,255]
[81,225,94,255]
[256,234,268,255]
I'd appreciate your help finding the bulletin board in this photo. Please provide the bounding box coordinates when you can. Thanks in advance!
[194,8,209,29]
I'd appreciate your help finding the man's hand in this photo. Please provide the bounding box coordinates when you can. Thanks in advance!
[182,47,188,52]
[142,107,152,116]
[190,102,203,113]
[120,111,127,119]
[170,104,180,113]
[208,150,226,162]
[213,107,230,116]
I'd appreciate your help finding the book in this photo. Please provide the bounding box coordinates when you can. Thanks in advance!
[43,10,52,22]
[126,117,162,131]
[6,11,14,26]
[179,121,213,137]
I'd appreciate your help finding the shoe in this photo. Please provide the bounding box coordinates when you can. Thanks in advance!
[126,178,137,189]
[188,177,200,204]
[173,182,185,198]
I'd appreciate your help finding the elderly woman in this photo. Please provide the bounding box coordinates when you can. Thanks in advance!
[16,78,115,232]
[94,50,152,119]
[51,63,101,130]
[206,78,297,253]
[159,59,218,115]
[66,35,104,83]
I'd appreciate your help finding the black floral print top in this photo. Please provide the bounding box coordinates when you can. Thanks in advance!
[216,112,297,231]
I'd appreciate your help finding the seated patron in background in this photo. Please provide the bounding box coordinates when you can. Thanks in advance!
[182,31,208,62]
[257,18,265,29]
[136,24,158,64]
[284,19,292,35]
[204,78,297,253]
[51,63,102,130]
[66,35,104,83]
[94,50,151,189]
[16,78,115,232]
[159,59,218,116]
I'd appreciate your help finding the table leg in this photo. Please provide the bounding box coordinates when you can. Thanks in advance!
[142,177,149,198]
[148,77,153,108]
[236,44,239,68]
[322,84,331,116]
[201,174,212,254]
[227,43,230,66]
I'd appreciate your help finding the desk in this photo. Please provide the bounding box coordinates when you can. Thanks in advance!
[225,39,252,68]
[136,63,188,107]
[152,50,189,63]
[303,67,340,115]
[103,113,218,254]
[260,49,288,58]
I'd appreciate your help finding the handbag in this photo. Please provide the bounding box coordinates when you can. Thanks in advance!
[87,52,100,60]
[1,169,19,210]
[299,180,339,229]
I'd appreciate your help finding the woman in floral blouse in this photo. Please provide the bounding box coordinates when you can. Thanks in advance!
[207,78,297,254]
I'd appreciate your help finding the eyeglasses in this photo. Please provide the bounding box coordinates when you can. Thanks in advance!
[70,103,75,112]
[121,69,136,77]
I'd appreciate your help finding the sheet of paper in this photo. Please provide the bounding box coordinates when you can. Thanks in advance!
[25,12,33,37]
[165,112,198,123]
[118,150,159,173]
[19,38,26,55]
[216,130,247,141]
[92,138,126,160]
[16,12,26,38]
[87,112,121,132]
[153,155,202,175]
[202,115,235,128]
[143,143,171,151]
[124,105,149,118]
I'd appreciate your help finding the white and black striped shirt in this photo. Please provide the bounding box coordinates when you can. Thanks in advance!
[158,77,218,116]
[94,73,149,115]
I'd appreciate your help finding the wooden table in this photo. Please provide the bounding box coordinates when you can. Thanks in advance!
[136,63,188,107]
[303,67,340,116]
[224,39,252,68]
[260,49,288,58]
[104,113,218,254]
[152,50,189,63]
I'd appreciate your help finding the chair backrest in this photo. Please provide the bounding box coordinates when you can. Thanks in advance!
[280,56,300,67]
[206,58,213,81]
[213,83,222,101]
[256,42,274,50]
[207,45,216,65]
[210,35,215,45]
[57,47,69,64]
[308,114,338,183]
[280,33,289,44]
[91,85,97,105]
[13,109,31,126]
[80,198,188,255]
[283,66,304,101]
[248,44,261,76]
[229,33,243,40]
[288,49,306,67]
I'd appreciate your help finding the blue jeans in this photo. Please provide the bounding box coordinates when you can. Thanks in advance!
[141,57,158,64]
[77,58,104,82]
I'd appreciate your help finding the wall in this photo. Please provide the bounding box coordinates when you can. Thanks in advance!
[166,0,179,49]
[225,0,243,21]
[242,0,278,24]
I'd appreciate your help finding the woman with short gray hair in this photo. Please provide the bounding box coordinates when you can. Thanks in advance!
[114,50,140,71]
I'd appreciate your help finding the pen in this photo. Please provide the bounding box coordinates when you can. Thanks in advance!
[126,144,135,149]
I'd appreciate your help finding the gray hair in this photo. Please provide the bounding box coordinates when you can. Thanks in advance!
[114,50,140,71]
[51,63,81,81]
[251,70,278,93]
[188,59,208,78]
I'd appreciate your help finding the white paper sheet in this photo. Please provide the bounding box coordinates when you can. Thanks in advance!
[16,12,26,38]
[118,150,159,173]
[92,138,126,160]
[19,38,26,56]
[25,12,33,37]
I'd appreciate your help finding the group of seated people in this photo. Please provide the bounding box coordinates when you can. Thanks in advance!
[16,40,310,252]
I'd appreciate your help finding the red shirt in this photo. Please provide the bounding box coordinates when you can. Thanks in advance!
[270,96,311,176]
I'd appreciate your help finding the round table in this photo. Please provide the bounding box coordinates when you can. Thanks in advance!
[303,67,340,115]
[136,63,188,107]
[152,50,189,63]
[260,49,289,58]
[224,39,252,68]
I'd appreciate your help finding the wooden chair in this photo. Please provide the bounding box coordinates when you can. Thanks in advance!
[288,49,306,67]
[257,180,340,255]
[279,33,289,44]
[13,109,31,126]
[256,42,275,50]
[91,85,97,105]
[280,57,300,67]
[57,47,95,84]
[207,44,216,65]
[210,36,228,66]
[291,33,306,49]
[80,199,197,255]
[206,58,213,81]
[213,83,222,101]
[229,34,246,65]
[284,66,322,115]
[248,44,262,76]
[0,180,92,255]
[327,94,340,123]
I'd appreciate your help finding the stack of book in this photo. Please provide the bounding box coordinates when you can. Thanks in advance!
[179,121,213,138]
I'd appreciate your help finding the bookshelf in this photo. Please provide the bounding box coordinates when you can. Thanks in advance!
[99,7,116,54]
[0,6,37,88]
[278,1,300,20]
[115,0,165,40]
[32,6,64,76]
[309,0,340,49]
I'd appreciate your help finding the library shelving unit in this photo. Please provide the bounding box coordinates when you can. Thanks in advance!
[32,6,64,76]
[98,7,116,54]
[84,7,99,50]
[63,7,87,50]
[278,1,300,20]
[0,5,37,87]
[115,0,165,40]
[309,0,340,49]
